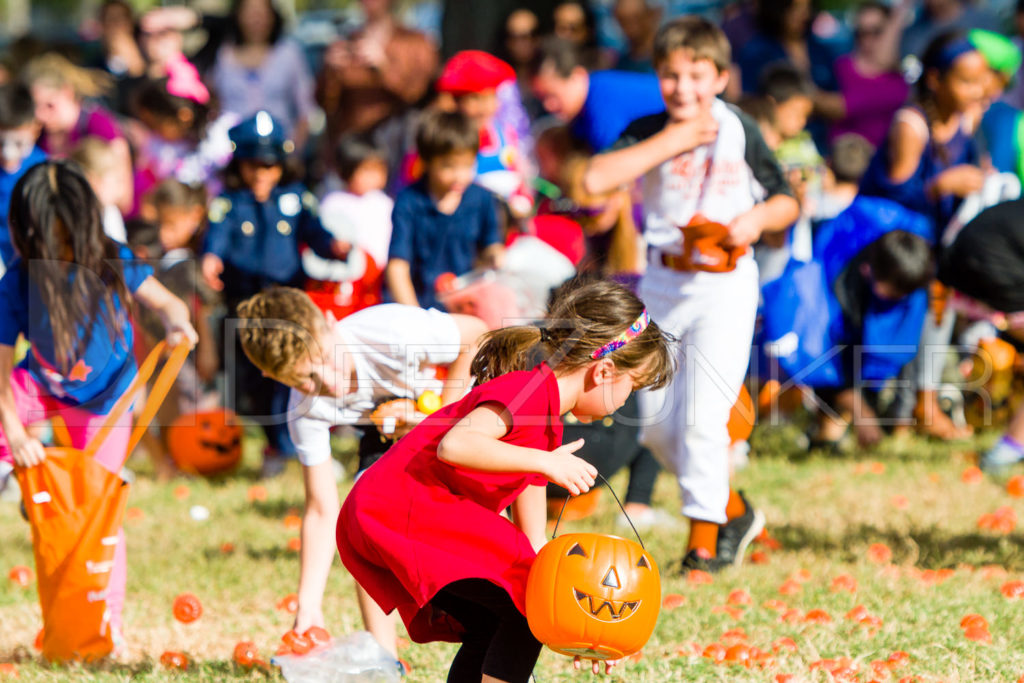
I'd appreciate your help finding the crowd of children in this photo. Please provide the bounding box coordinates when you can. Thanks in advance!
[4,1,1024,680]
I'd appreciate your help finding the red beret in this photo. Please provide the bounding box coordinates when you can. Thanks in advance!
[437,50,516,95]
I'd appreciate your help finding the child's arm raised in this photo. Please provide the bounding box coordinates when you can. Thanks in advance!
[133,276,199,348]
[437,403,597,495]
[0,345,45,467]
[583,113,719,195]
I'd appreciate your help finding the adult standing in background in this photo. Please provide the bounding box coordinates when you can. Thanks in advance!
[814,1,910,149]
[612,0,661,73]
[208,0,316,148]
[316,0,437,150]
[901,0,1001,60]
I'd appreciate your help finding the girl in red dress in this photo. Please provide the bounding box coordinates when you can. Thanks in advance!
[337,280,672,683]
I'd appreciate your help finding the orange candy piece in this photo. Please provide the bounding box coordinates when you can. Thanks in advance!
[778,579,801,595]
[246,485,268,502]
[160,651,189,670]
[8,565,33,588]
[173,485,190,500]
[0,663,17,678]
[283,514,302,530]
[867,543,892,564]
[702,643,727,663]
[661,593,686,609]
[220,542,235,554]
[963,625,991,644]
[1000,581,1024,599]
[960,613,988,630]
[961,466,983,484]
[281,629,314,655]
[277,593,299,613]
[287,537,302,552]
[830,574,857,593]
[305,626,331,647]
[803,608,832,624]
[687,569,713,585]
[233,641,259,667]
[762,599,788,612]
[172,593,203,623]
[724,644,752,667]
[772,637,798,653]
[727,589,752,606]
[1007,475,1024,498]
[750,550,770,564]
[887,651,910,668]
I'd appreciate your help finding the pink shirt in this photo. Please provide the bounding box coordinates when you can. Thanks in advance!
[830,54,909,148]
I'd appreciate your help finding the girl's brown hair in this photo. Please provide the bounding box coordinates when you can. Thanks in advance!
[8,160,132,374]
[471,279,673,389]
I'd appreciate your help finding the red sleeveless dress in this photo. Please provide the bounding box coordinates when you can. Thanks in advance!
[336,365,562,643]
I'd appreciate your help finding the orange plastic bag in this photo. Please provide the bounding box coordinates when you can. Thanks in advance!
[15,341,188,662]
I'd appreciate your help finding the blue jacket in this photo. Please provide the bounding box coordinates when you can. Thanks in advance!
[760,196,933,387]
[203,182,337,299]
[0,147,47,266]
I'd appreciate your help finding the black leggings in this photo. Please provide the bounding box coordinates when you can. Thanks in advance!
[429,579,542,683]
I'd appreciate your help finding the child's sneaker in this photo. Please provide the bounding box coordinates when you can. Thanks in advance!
[678,548,729,575]
[715,492,765,568]
[980,436,1024,472]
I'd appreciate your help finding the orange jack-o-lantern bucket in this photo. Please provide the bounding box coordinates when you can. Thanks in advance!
[166,409,242,476]
[526,477,661,660]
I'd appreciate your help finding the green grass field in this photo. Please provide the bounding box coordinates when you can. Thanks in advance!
[2,426,1024,682]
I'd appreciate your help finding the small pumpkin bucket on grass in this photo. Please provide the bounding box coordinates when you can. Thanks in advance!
[15,341,188,662]
[526,474,661,661]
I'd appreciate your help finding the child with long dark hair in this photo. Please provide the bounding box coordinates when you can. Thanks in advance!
[0,160,197,644]
[337,280,673,682]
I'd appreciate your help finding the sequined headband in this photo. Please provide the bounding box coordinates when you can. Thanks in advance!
[591,309,650,360]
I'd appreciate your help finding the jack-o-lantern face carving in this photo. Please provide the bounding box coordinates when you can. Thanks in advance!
[166,409,242,476]
[526,533,660,660]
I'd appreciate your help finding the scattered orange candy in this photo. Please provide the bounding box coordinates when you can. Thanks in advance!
[233,641,258,667]
[687,569,713,585]
[724,644,752,667]
[675,642,702,657]
[246,485,268,502]
[287,537,302,552]
[754,528,782,550]
[772,637,798,653]
[750,550,770,564]
[963,625,991,644]
[869,461,886,474]
[775,675,796,683]
[762,599,788,612]
[711,605,743,619]
[789,568,812,583]
[173,485,190,500]
[661,593,686,609]
[830,574,857,593]
[281,629,313,655]
[779,608,802,623]
[160,651,189,670]
[980,565,1008,580]
[803,608,832,624]
[961,466,983,484]
[277,593,299,613]
[220,542,235,554]
[846,605,869,621]
[172,593,203,623]
[727,589,752,606]
[891,495,909,509]
[720,628,747,643]
[8,566,33,588]
[0,663,17,678]
[778,579,801,595]
[887,651,910,668]
[283,514,302,530]
[1001,580,1024,599]
[960,614,988,630]
[305,626,331,647]
[702,643,727,663]
[867,543,892,564]
[1007,475,1024,498]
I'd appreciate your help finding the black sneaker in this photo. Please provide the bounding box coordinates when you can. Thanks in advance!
[715,491,766,568]
[678,548,730,575]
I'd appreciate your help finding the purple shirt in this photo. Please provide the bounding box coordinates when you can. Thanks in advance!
[39,103,122,157]
[830,54,909,148]
[210,39,315,138]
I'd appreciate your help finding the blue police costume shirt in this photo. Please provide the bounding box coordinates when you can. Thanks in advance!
[203,182,337,299]
[0,243,153,413]
[388,181,502,310]
[571,70,665,152]
[0,147,47,267]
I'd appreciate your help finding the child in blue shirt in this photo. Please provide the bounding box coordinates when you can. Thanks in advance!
[386,110,504,311]
[0,84,46,270]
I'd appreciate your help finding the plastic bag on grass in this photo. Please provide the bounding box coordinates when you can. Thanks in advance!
[272,631,401,683]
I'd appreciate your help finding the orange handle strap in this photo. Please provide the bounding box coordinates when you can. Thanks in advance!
[81,341,190,459]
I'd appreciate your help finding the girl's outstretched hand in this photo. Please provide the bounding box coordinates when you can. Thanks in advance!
[573,656,621,675]
[543,439,597,496]
[11,436,46,468]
